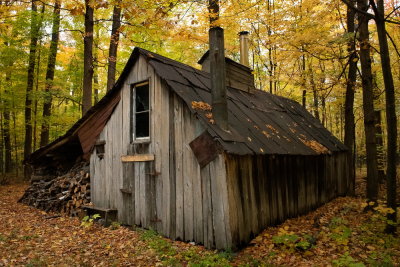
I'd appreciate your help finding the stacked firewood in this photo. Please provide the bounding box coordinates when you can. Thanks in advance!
[19,163,91,216]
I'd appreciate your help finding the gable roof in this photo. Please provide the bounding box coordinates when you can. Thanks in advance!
[140,48,346,155]
[27,47,346,165]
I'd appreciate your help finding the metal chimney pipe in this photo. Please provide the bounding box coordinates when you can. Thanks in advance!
[239,31,250,67]
[209,27,228,131]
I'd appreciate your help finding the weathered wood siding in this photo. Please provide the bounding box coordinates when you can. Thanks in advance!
[225,152,349,248]
[90,55,232,249]
[89,54,349,249]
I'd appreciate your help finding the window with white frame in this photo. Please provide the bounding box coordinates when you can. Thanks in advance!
[131,81,150,141]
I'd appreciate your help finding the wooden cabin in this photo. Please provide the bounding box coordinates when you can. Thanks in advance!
[26,47,351,250]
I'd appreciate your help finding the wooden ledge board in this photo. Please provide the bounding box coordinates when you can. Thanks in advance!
[121,154,155,162]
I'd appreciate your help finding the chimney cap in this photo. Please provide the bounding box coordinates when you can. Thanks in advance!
[239,31,250,36]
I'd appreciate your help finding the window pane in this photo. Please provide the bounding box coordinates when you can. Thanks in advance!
[136,84,149,112]
[136,112,149,138]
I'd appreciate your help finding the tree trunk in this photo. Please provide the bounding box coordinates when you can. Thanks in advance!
[82,0,94,116]
[106,1,121,92]
[344,0,357,195]
[374,110,385,183]
[33,37,42,152]
[357,0,379,203]
[24,0,40,179]
[2,41,13,173]
[301,48,306,110]
[11,97,18,177]
[93,23,100,104]
[372,0,397,233]
[40,0,61,147]
[93,57,99,104]
[0,111,3,174]
[308,61,320,121]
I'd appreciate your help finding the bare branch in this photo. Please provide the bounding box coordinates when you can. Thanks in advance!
[385,5,400,20]
[341,0,375,20]
[386,30,400,58]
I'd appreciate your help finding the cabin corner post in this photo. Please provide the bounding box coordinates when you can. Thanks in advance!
[209,27,228,131]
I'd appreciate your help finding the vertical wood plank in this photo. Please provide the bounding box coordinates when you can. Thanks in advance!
[276,157,284,223]
[225,155,240,247]
[134,162,141,225]
[210,155,230,249]
[268,156,278,225]
[160,77,171,237]
[201,165,214,248]
[182,106,194,242]
[174,95,183,240]
[151,72,163,233]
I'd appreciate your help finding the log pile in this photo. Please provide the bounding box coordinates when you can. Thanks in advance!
[19,162,91,216]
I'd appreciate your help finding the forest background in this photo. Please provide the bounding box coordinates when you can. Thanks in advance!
[0,0,399,180]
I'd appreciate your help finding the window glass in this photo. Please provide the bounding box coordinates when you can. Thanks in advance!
[132,82,150,140]
[135,84,149,112]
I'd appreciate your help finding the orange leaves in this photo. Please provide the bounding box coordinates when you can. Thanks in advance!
[298,137,329,154]
[1,182,400,266]
[191,101,215,124]
[191,101,212,111]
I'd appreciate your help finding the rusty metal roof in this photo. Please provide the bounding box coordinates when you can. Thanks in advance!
[27,47,346,165]
[138,48,347,156]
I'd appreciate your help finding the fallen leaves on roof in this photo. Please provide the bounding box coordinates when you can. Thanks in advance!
[266,124,279,134]
[191,101,212,111]
[299,137,329,154]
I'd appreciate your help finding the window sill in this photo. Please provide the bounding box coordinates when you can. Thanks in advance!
[131,138,151,144]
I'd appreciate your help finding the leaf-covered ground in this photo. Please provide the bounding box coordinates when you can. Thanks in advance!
[0,174,399,266]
